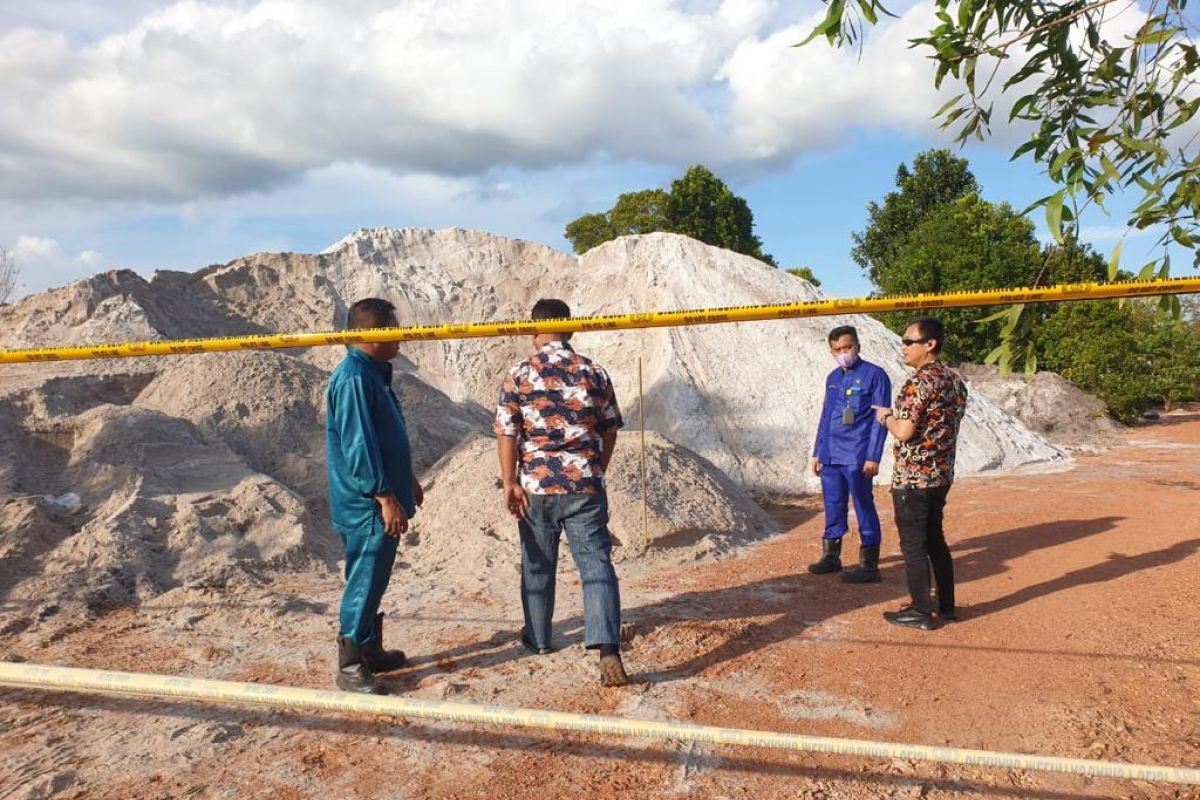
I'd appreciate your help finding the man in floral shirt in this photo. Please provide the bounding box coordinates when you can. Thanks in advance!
[494,298,628,686]
[873,316,968,630]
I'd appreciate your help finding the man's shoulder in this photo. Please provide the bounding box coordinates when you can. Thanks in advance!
[506,358,534,379]
[858,359,889,379]
[330,353,379,390]
[569,350,607,373]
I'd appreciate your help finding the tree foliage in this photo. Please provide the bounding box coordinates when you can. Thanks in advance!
[801,0,1199,262]
[564,166,775,264]
[856,149,1200,416]
[802,0,1198,376]
[851,149,980,286]
[786,266,822,286]
[885,193,1043,363]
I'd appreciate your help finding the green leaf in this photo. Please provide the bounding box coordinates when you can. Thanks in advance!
[795,0,846,47]
[934,93,964,117]
[976,307,1015,324]
[1170,226,1194,247]
[1135,27,1179,46]
[1100,153,1121,182]
[1108,240,1123,281]
[1138,261,1157,280]
[1049,148,1078,179]
[1046,189,1066,244]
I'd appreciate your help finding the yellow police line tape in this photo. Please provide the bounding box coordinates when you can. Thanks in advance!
[1,662,1197,785]
[2,277,1198,365]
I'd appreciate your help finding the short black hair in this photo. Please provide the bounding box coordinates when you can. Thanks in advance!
[347,298,397,330]
[908,315,945,353]
[531,298,571,321]
[828,325,859,345]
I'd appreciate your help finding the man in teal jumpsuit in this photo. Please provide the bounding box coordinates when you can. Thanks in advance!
[325,298,422,694]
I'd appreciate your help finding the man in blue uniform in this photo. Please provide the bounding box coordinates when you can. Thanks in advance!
[325,298,423,694]
[809,325,892,582]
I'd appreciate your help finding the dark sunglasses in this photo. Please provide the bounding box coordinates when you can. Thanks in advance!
[901,337,931,347]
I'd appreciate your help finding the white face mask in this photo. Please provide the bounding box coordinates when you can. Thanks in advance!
[834,352,859,369]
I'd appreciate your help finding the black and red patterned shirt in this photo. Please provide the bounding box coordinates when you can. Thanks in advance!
[494,341,624,494]
[892,361,969,490]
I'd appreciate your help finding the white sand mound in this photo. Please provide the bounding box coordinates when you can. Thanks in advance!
[404,431,780,586]
[133,350,491,503]
[0,386,334,615]
[0,227,1073,617]
[313,228,1068,489]
[1,228,1066,494]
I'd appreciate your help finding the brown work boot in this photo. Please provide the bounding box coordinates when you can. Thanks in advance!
[599,654,629,687]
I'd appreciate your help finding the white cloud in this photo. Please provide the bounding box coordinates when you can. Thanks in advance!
[8,235,108,294]
[0,0,781,203]
[1,0,1169,213]
[13,235,64,262]
[718,3,951,160]
[74,248,105,269]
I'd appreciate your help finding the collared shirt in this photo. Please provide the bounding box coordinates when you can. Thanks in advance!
[892,361,969,490]
[493,340,624,495]
[813,358,892,467]
[325,348,416,532]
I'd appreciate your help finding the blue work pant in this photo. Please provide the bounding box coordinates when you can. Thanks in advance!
[820,463,882,546]
[519,492,621,650]
[336,520,398,646]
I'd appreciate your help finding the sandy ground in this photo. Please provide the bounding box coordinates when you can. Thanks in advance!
[1,409,1198,800]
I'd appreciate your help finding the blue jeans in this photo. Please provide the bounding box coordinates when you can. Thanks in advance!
[336,520,398,646]
[519,492,621,650]
[820,463,882,546]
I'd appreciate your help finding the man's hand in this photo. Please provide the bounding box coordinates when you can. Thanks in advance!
[413,479,424,507]
[810,457,822,476]
[375,494,409,539]
[863,461,880,478]
[504,482,528,520]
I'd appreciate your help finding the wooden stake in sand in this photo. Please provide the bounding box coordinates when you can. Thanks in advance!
[639,356,648,545]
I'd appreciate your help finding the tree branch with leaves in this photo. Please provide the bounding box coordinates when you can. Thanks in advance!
[801,0,1198,373]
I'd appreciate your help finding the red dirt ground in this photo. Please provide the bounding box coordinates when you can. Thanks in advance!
[1,409,1198,800]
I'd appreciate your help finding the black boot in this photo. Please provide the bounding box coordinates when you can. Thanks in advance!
[337,636,387,694]
[841,545,881,583]
[807,537,842,574]
[363,613,407,673]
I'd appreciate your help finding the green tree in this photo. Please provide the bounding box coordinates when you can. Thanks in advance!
[877,193,1043,363]
[785,266,822,286]
[851,149,980,286]
[609,189,669,237]
[1035,298,1200,422]
[564,165,775,264]
[563,213,613,255]
[1038,300,1157,422]
[801,0,1199,267]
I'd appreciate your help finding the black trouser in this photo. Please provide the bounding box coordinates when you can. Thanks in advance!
[891,485,954,615]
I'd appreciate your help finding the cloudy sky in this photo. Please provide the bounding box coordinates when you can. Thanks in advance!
[0,0,1186,302]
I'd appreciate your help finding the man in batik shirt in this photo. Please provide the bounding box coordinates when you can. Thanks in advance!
[494,299,628,686]
[873,316,969,630]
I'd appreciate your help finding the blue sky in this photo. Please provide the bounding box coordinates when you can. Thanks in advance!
[1,0,1189,303]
